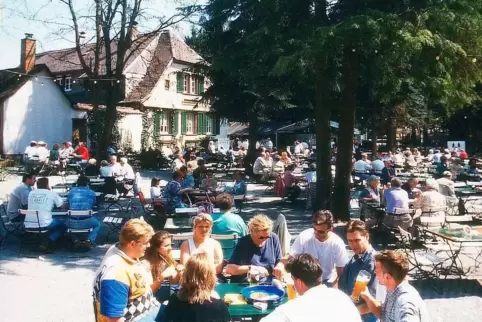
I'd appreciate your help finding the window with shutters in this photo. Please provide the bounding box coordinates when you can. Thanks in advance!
[65,76,72,91]
[183,74,190,93]
[205,115,213,134]
[186,113,194,134]
[160,112,169,133]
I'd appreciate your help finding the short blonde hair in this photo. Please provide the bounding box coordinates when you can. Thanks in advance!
[88,158,97,165]
[120,157,128,163]
[248,214,273,232]
[119,219,154,246]
[179,253,217,304]
[193,213,213,228]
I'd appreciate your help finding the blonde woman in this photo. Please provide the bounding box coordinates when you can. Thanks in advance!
[144,231,184,293]
[164,253,230,322]
[180,213,224,274]
[225,214,285,282]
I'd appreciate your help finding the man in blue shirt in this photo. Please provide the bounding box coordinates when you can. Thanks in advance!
[384,178,412,230]
[211,193,248,258]
[339,220,385,322]
[225,214,285,282]
[67,176,99,247]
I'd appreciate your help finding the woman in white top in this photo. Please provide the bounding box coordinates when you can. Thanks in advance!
[180,213,224,274]
[150,177,162,198]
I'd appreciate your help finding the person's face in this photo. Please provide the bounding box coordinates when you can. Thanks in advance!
[157,237,172,257]
[194,221,211,238]
[312,223,331,242]
[347,231,369,255]
[250,229,271,247]
[131,236,150,259]
[120,160,125,166]
[109,157,116,164]
[26,176,37,186]
[370,180,379,189]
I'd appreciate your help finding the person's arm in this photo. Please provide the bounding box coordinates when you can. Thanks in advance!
[225,240,250,275]
[272,235,285,279]
[332,239,349,287]
[360,288,382,318]
[214,240,224,274]
[20,188,30,207]
[179,241,191,266]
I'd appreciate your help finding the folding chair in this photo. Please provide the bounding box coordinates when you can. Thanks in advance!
[171,232,194,261]
[20,209,50,247]
[0,200,24,243]
[66,210,94,240]
[211,233,238,259]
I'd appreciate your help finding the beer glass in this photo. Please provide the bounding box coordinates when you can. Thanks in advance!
[351,270,371,303]
[284,275,297,300]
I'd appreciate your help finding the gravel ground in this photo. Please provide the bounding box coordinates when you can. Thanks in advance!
[0,172,481,321]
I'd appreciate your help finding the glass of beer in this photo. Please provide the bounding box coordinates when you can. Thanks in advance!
[351,270,371,303]
[284,275,297,300]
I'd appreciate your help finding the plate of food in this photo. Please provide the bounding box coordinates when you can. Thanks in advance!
[241,285,285,306]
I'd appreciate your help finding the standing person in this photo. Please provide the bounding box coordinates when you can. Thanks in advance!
[93,219,159,322]
[261,254,362,322]
[7,173,36,221]
[287,210,348,287]
[339,221,385,322]
[360,250,430,322]
[163,253,231,322]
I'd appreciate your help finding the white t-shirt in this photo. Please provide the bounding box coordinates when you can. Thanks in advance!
[120,163,135,179]
[291,229,348,281]
[26,189,63,228]
[253,157,267,175]
[260,285,362,322]
[25,146,38,158]
[150,186,161,198]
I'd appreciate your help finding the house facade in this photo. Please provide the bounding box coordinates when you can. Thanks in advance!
[35,29,219,151]
[0,62,74,155]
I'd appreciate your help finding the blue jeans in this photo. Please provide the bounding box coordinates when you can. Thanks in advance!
[47,218,67,241]
[67,217,101,243]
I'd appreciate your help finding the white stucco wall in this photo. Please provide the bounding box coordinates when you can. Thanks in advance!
[117,113,143,152]
[143,61,210,112]
[2,70,73,154]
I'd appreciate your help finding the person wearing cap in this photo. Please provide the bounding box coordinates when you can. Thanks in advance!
[437,171,455,197]
[36,141,50,162]
[24,141,38,158]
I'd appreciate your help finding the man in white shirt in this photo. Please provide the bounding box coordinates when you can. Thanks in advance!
[253,151,269,181]
[26,177,66,252]
[24,141,38,158]
[354,153,372,180]
[287,210,348,286]
[109,155,122,177]
[117,157,136,196]
[36,141,50,161]
[293,141,302,154]
[261,254,362,322]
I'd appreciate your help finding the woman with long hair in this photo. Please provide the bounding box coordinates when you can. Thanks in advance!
[179,213,224,274]
[163,253,230,322]
[143,231,183,293]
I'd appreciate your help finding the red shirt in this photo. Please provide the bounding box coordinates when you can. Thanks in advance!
[76,146,89,160]
[459,151,468,160]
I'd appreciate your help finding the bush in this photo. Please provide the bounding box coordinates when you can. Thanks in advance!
[138,149,171,170]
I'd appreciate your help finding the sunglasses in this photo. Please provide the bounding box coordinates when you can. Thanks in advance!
[256,232,272,240]
[313,226,329,235]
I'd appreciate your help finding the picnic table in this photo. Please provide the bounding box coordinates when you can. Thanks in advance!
[215,283,287,321]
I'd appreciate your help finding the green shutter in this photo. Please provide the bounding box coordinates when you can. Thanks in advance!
[198,76,204,94]
[214,117,220,135]
[177,73,184,93]
[172,111,178,135]
[153,111,160,139]
[197,113,203,134]
[181,112,187,134]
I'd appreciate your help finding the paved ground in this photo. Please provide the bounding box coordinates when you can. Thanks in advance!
[0,171,481,321]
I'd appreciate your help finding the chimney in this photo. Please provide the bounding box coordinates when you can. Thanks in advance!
[130,22,139,42]
[20,33,36,73]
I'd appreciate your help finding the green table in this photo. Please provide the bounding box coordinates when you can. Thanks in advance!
[215,283,287,321]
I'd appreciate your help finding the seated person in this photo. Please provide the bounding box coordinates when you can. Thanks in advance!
[67,176,100,247]
[436,156,450,177]
[149,177,168,229]
[144,231,184,295]
[353,153,372,180]
[383,177,412,230]
[212,193,249,258]
[99,160,113,177]
[84,158,100,177]
[283,164,301,201]
[36,141,50,162]
[371,157,385,174]
[224,171,247,196]
[401,178,420,199]
[24,141,38,159]
[413,178,446,235]
[253,150,270,181]
[162,171,193,213]
[200,171,218,191]
[186,154,198,172]
[72,142,89,162]
[272,155,285,175]
[180,213,224,274]
[180,166,195,188]
[380,160,395,184]
[463,157,480,180]
[7,173,36,222]
[172,154,185,171]
[49,144,60,164]
[116,157,135,195]
[437,171,455,197]
[450,159,464,179]
[225,214,285,283]
[280,151,291,167]
[358,175,381,226]
[305,163,316,183]
[193,159,208,187]
[27,177,67,252]
[150,177,162,198]
[164,253,231,322]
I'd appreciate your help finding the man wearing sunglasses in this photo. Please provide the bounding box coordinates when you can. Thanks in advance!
[226,214,285,282]
[288,210,348,287]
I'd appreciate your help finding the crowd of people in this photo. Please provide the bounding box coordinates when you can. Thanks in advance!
[93,211,429,322]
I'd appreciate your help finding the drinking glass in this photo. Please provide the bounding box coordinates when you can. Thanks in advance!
[351,270,371,303]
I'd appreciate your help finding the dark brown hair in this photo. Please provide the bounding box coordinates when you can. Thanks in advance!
[215,192,234,211]
[144,230,176,281]
[375,250,409,282]
[345,220,368,237]
[312,210,333,228]
[37,177,49,189]
[286,254,322,287]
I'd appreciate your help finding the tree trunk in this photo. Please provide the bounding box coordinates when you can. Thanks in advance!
[386,118,396,151]
[371,127,377,156]
[314,75,332,210]
[95,84,120,161]
[332,48,358,222]
[422,127,429,147]
[245,117,259,175]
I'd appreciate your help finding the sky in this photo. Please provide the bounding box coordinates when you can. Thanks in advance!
[0,0,199,69]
